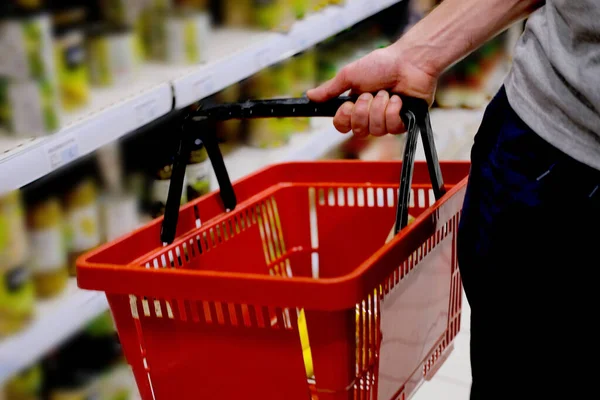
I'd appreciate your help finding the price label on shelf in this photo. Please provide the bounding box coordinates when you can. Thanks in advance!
[194,74,215,100]
[45,133,80,171]
[134,98,159,127]
[254,47,274,70]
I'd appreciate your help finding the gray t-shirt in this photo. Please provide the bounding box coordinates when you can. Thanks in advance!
[505,0,600,171]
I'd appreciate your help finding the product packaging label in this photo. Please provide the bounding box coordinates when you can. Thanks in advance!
[4,265,30,293]
[66,204,101,252]
[29,227,67,272]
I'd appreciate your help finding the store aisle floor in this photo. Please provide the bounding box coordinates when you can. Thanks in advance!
[412,290,472,400]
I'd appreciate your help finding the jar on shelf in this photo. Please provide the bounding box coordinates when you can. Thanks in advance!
[252,0,295,32]
[0,78,60,137]
[165,8,211,65]
[139,0,172,62]
[26,195,69,299]
[63,178,102,277]
[0,190,29,269]
[0,9,56,81]
[3,363,43,400]
[0,263,35,337]
[52,5,90,111]
[221,0,252,27]
[186,138,211,201]
[86,23,142,88]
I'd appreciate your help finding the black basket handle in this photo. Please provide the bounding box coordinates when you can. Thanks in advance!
[161,94,445,244]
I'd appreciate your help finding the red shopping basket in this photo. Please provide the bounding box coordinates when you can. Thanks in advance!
[77,95,470,400]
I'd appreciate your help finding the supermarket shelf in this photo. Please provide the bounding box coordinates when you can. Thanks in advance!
[0,81,174,195]
[0,280,108,384]
[0,0,402,195]
[172,0,402,109]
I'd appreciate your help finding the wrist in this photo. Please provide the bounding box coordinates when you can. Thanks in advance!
[390,36,447,78]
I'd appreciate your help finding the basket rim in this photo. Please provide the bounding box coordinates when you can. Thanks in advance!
[76,160,469,311]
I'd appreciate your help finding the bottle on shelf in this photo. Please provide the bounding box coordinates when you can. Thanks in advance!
[252,0,295,32]
[164,4,212,65]
[0,3,60,136]
[3,362,43,400]
[0,190,35,338]
[24,188,69,299]
[61,165,102,277]
[85,22,142,88]
[51,1,90,111]
[96,141,141,243]
[186,137,211,201]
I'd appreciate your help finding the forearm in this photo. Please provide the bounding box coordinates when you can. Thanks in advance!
[395,0,545,76]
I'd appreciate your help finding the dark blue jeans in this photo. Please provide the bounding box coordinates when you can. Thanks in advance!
[457,87,600,399]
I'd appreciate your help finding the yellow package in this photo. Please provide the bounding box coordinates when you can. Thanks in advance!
[253,0,295,32]
[298,309,314,378]
[54,30,89,110]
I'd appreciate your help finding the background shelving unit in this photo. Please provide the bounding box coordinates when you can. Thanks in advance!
[0,0,408,386]
[0,0,401,195]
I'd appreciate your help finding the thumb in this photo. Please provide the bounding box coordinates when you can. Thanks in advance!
[307,67,352,102]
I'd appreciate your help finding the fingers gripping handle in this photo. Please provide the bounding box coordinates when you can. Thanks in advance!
[161,94,445,244]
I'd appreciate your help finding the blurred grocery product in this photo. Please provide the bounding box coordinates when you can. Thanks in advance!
[139,0,171,62]
[253,0,295,32]
[0,191,29,269]
[0,264,35,337]
[0,5,60,136]
[0,192,35,335]
[51,3,90,111]
[150,157,185,218]
[165,8,211,65]
[220,0,252,27]
[186,138,211,201]
[3,363,43,400]
[86,23,142,87]
[0,10,56,81]
[96,141,142,242]
[25,194,69,299]
[144,119,188,217]
[0,79,60,136]
[62,175,102,277]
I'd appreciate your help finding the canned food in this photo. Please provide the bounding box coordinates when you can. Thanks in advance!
[87,24,141,87]
[0,78,60,136]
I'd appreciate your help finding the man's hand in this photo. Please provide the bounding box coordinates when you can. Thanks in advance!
[307,0,543,138]
[307,46,438,137]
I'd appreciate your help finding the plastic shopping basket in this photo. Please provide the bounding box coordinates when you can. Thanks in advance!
[77,95,470,400]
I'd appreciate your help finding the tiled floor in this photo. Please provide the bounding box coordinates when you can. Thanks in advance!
[411,290,472,400]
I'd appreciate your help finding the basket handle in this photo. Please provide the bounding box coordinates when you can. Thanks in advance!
[161,94,445,244]
[394,104,446,235]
